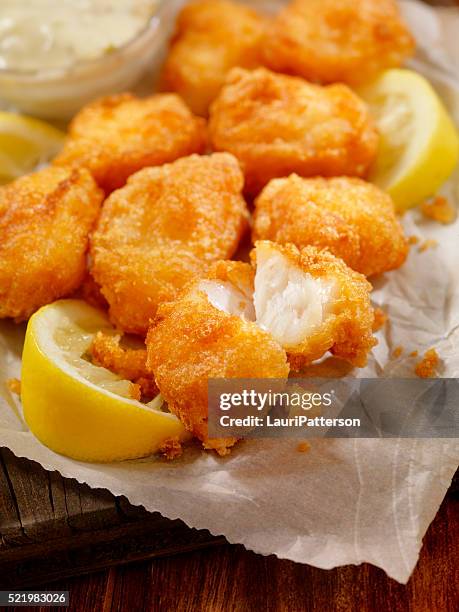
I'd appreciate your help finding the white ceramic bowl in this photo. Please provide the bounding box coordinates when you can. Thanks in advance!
[0,0,181,120]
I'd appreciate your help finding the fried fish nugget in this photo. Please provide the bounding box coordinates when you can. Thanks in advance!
[0,166,103,321]
[146,262,290,456]
[209,68,379,194]
[54,93,206,193]
[162,0,266,116]
[251,241,376,370]
[253,175,408,277]
[147,241,375,453]
[262,0,415,85]
[91,153,249,335]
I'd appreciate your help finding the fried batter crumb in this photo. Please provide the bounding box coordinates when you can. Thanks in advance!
[415,349,440,378]
[392,346,404,359]
[372,308,388,332]
[409,350,419,358]
[6,378,21,395]
[408,235,419,245]
[421,196,456,225]
[297,442,310,453]
[418,239,438,253]
[90,332,158,399]
[159,437,184,460]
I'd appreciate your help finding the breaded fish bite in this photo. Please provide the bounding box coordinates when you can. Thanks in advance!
[54,93,206,193]
[146,262,290,456]
[91,153,249,335]
[162,0,266,116]
[209,68,379,194]
[253,175,408,277]
[0,166,103,321]
[262,0,415,85]
[147,242,376,453]
[251,242,376,370]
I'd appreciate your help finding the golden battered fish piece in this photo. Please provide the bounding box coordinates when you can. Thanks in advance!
[253,175,408,277]
[262,0,415,85]
[146,262,290,456]
[162,0,266,116]
[91,153,249,335]
[147,242,375,452]
[54,93,207,193]
[209,68,379,194]
[0,166,103,322]
[251,241,376,370]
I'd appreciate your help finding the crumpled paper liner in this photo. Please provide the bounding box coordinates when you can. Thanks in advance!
[0,0,458,584]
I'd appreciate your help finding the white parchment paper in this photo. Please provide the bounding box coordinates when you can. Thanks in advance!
[0,0,458,584]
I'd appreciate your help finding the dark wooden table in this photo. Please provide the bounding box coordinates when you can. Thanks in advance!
[29,494,459,612]
[1,448,458,611]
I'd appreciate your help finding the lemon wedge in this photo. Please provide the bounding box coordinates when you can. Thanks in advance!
[0,111,66,184]
[21,300,188,462]
[358,69,459,211]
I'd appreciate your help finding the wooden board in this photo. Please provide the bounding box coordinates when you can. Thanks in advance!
[0,448,225,589]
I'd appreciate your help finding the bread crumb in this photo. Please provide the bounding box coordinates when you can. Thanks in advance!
[372,307,388,332]
[418,239,438,253]
[408,235,419,245]
[421,196,456,225]
[409,350,419,358]
[392,346,404,359]
[297,442,310,453]
[415,349,440,378]
[160,437,183,460]
[6,378,21,395]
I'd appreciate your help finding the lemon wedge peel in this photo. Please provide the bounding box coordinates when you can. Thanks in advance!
[0,111,65,184]
[358,69,459,212]
[21,300,188,463]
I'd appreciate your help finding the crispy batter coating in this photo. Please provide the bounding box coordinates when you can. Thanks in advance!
[54,93,207,193]
[209,68,379,194]
[6,378,21,395]
[89,332,158,400]
[418,239,438,253]
[253,175,408,277]
[415,348,440,379]
[91,153,249,335]
[262,0,415,85]
[162,0,266,116]
[421,196,456,225]
[251,241,376,369]
[159,437,184,461]
[372,307,388,332]
[146,266,290,456]
[0,166,103,321]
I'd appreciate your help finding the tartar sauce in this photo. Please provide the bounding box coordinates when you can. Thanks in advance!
[0,0,158,72]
